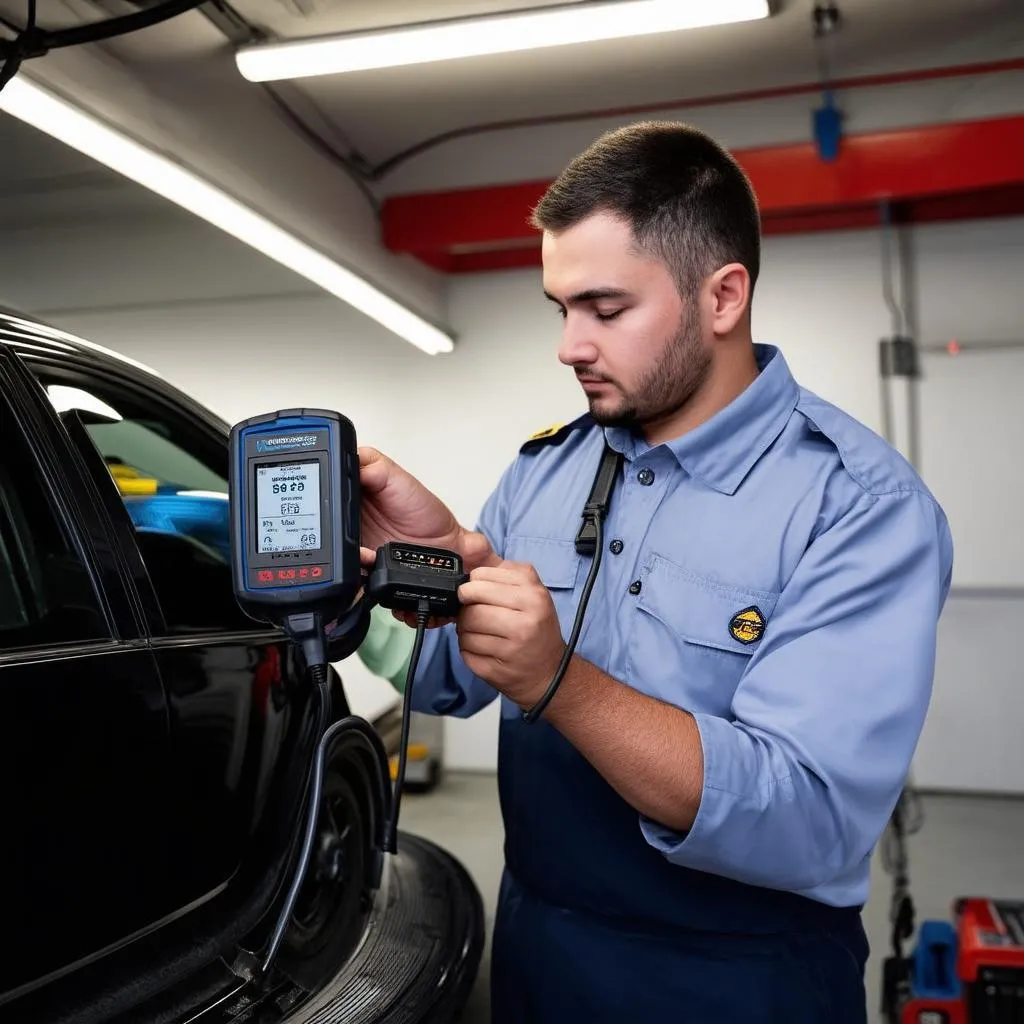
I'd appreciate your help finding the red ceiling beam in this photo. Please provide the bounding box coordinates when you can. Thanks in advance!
[441,186,1024,274]
[382,114,1024,271]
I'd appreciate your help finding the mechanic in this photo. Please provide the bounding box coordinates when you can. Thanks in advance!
[355,120,954,1023]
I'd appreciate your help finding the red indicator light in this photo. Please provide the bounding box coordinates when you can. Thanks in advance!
[278,569,297,580]
[299,567,309,578]
[311,567,323,578]
[947,339,961,355]
[258,570,273,582]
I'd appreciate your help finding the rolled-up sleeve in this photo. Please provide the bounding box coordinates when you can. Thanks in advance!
[641,486,954,895]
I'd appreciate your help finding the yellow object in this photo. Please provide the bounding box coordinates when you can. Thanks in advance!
[528,423,564,441]
[108,464,160,495]
[389,745,431,780]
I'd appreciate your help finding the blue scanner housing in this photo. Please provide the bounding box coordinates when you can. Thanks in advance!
[229,408,362,628]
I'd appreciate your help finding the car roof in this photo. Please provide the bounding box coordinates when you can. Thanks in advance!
[0,307,230,436]
[0,306,168,379]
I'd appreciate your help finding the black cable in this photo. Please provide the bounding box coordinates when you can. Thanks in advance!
[0,0,29,92]
[522,514,604,724]
[261,662,331,974]
[385,599,430,855]
[32,0,207,50]
[0,0,207,94]
[259,83,380,217]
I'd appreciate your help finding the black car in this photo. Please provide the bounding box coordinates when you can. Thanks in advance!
[0,308,484,1024]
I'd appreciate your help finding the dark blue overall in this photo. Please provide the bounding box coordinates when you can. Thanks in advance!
[489,713,870,1023]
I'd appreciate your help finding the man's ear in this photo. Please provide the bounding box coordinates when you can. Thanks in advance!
[706,263,751,336]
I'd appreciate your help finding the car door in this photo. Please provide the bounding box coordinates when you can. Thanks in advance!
[0,348,174,1005]
[27,356,322,932]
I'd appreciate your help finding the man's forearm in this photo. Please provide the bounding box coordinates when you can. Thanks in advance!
[542,656,705,832]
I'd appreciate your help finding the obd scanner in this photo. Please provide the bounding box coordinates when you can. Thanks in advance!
[230,409,368,672]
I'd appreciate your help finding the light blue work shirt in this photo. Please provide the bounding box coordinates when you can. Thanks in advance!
[409,343,954,909]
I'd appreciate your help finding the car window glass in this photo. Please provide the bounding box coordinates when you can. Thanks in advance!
[44,381,259,636]
[0,398,109,651]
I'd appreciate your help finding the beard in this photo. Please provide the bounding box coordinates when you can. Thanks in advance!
[582,308,711,430]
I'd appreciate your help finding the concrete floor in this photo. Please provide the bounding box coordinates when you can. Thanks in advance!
[399,771,1024,1024]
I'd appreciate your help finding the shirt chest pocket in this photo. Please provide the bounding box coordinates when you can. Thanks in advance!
[503,534,584,633]
[630,554,780,716]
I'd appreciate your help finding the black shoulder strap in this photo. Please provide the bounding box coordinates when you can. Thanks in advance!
[519,412,596,454]
[575,441,623,555]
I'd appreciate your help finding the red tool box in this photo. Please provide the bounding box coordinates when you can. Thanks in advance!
[890,899,1024,1023]
[880,789,1024,1024]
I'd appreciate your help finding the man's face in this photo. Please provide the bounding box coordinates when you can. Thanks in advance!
[541,210,711,430]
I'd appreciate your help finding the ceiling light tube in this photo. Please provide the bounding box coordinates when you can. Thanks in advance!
[0,76,455,355]
[235,0,772,82]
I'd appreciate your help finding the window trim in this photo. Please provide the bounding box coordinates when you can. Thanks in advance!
[24,358,280,645]
[0,352,125,653]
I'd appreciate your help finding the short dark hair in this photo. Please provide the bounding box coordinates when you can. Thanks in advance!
[531,120,761,300]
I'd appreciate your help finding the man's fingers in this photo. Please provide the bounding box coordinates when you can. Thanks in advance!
[458,578,527,610]
[358,446,384,467]
[457,604,513,640]
[357,446,391,493]
[457,630,505,660]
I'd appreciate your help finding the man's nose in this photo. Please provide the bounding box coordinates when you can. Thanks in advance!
[557,317,599,367]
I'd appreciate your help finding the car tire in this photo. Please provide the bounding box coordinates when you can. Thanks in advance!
[277,757,375,990]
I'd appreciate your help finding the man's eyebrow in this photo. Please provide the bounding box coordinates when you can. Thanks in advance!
[544,287,631,305]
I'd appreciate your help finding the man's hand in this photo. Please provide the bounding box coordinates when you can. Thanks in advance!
[455,561,566,707]
[359,447,496,573]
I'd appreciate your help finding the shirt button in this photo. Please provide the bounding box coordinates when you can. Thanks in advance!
[638,468,655,486]
[609,539,624,555]
[628,580,642,595]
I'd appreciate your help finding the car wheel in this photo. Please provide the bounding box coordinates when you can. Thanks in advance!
[277,755,374,990]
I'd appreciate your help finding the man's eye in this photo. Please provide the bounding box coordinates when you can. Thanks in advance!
[596,309,623,322]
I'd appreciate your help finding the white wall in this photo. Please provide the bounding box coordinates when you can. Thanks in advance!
[31,213,1024,788]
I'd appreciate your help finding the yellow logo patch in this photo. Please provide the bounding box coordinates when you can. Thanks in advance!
[729,606,765,645]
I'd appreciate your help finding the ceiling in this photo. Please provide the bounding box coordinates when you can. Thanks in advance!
[1,0,1023,321]
[226,0,1024,168]
[3,0,1023,189]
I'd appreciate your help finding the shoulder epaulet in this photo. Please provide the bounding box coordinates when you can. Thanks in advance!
[519,413,596,454]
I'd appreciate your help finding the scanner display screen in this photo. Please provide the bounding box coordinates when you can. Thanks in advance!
[255,461,321,554]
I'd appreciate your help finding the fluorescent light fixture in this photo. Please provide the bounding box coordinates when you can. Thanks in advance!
[0,77,454,355]
[236,0,771,82]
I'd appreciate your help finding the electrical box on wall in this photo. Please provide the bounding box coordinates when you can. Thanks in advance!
[880,337,921,380]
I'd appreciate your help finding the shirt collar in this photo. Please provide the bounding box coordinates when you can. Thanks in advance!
[604,344,800,495]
